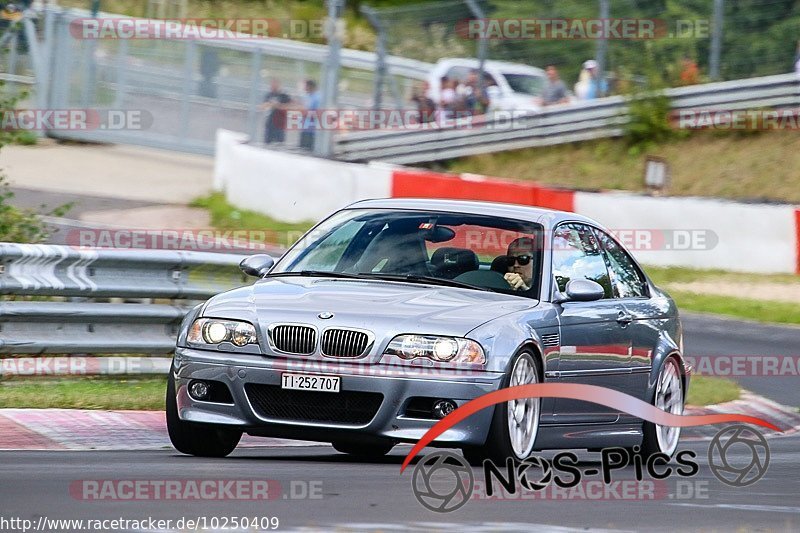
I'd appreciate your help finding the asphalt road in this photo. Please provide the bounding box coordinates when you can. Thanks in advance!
[682,312,800,407]
[4,208,797,531]
[1,433,798,532]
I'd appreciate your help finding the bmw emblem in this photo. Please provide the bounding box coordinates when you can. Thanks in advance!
[318,312,334,320]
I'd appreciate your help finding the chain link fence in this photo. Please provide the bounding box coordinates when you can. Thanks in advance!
[8,5,430,155]
[364,0,800,96]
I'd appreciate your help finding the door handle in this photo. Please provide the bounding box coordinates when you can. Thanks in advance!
[616,311,633,325]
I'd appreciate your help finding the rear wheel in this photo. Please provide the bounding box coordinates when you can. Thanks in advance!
[641,356,684,458]
[332,441,394,457]
[166,369,241,458]
[463,350,541,465]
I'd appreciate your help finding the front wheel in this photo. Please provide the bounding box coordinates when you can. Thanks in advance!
[641,356,684,458]
[463,350,541,465]
[166,369,242,458]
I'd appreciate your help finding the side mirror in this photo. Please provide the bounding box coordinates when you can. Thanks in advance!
[555,279,605,303]
[239,254,275,278]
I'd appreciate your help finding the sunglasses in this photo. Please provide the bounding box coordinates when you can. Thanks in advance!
[508,254,533,266]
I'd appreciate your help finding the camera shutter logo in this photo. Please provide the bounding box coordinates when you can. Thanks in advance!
[411,451,473,513]
[517,456,553,491]
[708,425,770,487]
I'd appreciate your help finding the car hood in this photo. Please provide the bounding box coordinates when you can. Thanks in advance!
[202,276,537,339]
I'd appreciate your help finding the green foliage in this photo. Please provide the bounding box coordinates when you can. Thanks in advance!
[0,376,168,409]
[191,193,314,248]
[624,89,679,152]
[0,82,69,243]
[686,376,741,406]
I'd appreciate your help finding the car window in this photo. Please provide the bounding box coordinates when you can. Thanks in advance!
[445,66,472,83]
[593,228,648,299]
[291,218,367,272]
[552,223,613,298]
[503,73,545,96]
[273,209,544,297]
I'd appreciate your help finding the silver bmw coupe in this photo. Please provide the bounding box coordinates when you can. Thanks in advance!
[167,198,688,463]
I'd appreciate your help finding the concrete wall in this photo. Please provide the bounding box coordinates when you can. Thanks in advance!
[215,129,800,273]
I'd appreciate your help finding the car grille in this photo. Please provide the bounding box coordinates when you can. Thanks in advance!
[321,328,370,358]
[270,325,317,355]
[245,384,383,426]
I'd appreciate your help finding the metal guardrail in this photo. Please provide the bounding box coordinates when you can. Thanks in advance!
[0,244,253,356]
[334,73,800,164]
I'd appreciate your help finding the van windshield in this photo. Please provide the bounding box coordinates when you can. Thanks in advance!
[504,73,545,96]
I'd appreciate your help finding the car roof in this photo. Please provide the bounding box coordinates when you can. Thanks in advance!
[436,58,546,76]
[345,197,602,229]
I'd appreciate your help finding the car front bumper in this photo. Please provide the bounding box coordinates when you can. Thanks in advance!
[173,347,505,447]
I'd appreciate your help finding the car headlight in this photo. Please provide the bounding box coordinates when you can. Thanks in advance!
[187,318,258,347]
[384,335,485,364]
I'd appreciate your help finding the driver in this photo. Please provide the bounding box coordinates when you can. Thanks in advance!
[504,237,535,291]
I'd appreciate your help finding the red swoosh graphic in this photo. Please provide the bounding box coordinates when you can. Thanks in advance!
[400,383,781,473]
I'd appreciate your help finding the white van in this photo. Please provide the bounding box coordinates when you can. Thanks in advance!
[427,58,547,112]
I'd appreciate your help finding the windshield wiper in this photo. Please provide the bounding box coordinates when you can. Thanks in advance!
[265,270,369,280]
[366,273,492,292]
[266,270,491,292]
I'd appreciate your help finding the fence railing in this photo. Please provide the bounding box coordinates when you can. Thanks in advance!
[334,73,800,164]
[0,244,254,357]
[20,6,430,155]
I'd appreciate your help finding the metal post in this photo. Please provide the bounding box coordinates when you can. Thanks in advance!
[314,0,344,157]
[596,0,609,96]
[114,38,128,108]
[23,16,46,136]
[246,49,262,142]
[465,0,487,89]
[709,0,724,80]
[360,5,385,111]
[179,40,196,144]
[41,7,56,109]
[7,33,19,81]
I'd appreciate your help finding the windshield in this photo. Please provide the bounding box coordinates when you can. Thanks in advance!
[504,73,546,95]
[272,209,544,297]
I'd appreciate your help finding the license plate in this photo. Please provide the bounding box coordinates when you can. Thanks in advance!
[281,373,340,393]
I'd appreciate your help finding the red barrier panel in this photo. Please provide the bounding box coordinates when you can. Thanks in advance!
[795,208,800,274]
[391,169,536,205]
[534,186,575,212]
[390,169,575,212]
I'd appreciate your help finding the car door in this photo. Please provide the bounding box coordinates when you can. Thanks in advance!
[550,223,633,424]
[593,228,658,406]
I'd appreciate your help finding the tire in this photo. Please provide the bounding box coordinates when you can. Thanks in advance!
[331,441,394,457]
[462,350,541,465]
[641,356,684,459]
[166,369,242,458]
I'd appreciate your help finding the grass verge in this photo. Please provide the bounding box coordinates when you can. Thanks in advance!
[0,374,737,409]
[645,266,800,286]
[686,376,741,407]
[644,266,800,325]
[191,192,315,248]
[666,291,800,326]
[447,131,800,204]
[0,377,167,410]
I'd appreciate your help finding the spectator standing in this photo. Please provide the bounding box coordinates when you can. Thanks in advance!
[411,81,436,124]
[437,77,457,124]
[541,64,569,105]
[574,69,590,100]
[679,57,700,85]
[580,59,608,100]
[299,79,320,151]
[261,79,291,144]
